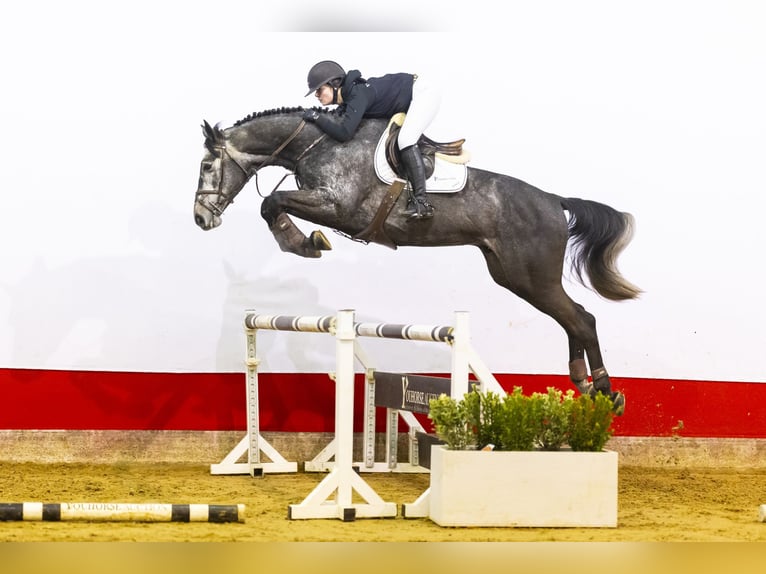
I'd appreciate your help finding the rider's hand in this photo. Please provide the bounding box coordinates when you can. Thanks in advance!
[302,109,320,122]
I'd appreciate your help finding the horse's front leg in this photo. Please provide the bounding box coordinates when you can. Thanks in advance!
[261,192,332,258]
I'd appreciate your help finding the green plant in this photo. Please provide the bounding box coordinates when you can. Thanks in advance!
[429,385,617,452]
[463,386,508,450]
[497,387,539,451]
[428,393,474,450]
[534,387,575,451]
[567,392,615,451]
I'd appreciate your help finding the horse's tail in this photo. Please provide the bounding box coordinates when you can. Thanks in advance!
[561,197,642,301]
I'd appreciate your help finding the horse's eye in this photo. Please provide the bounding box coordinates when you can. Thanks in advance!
[202,161,213,171]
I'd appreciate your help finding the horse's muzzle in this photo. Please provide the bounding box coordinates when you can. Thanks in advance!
[194,204,221,230]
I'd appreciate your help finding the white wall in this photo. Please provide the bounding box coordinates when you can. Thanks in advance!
[1,1,764,382]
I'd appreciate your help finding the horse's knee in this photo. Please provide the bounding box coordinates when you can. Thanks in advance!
[260,197,280,225]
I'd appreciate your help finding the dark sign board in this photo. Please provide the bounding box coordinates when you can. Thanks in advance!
[373,371,466,414]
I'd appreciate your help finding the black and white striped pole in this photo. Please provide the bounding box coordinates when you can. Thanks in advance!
[0,502,245,523]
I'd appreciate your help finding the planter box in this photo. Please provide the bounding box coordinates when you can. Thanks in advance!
[429,445,618,527]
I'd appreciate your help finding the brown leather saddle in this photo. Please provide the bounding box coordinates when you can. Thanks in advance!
[384,116,466,179]
[352,116,468,250]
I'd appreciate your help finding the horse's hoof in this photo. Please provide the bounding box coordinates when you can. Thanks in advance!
[310,230,332,251]
[611,391,626,416]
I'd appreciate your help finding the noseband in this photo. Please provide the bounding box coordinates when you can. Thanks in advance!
[195,120,325,215]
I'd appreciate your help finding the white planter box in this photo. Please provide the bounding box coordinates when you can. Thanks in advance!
[429,446,618,527]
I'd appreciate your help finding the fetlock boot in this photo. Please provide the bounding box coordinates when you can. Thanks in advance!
[270,212,322,258]
[400,144,434,220]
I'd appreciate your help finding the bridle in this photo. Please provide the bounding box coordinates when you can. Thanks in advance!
[195,144,248,217]
[195,119,326,216]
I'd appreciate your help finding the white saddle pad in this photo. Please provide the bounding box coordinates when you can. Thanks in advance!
[373,123,468,194]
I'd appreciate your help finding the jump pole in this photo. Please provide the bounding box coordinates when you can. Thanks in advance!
[0,503,245,523]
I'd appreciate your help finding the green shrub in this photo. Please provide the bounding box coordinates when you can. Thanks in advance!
[567,392,615,452]
[427,393,474,450]
[429,385,617,452]
[498,387,539,451]
[472,386,509,450]
[534,387,575,451]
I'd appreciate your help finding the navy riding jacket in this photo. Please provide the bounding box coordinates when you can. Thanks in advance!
[313,70,415,142]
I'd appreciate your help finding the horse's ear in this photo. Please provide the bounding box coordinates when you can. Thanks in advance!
[202,120,213,141]
[213,122,225,142]
[201,120,220,153]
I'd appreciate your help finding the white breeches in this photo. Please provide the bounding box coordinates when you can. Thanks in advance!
[397,74,441,149]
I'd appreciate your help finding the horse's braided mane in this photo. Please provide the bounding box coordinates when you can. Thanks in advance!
[233,106,332,127]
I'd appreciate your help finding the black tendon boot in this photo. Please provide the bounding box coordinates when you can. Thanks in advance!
[400,144,434,220]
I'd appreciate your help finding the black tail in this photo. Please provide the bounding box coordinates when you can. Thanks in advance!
[561,197,642,301]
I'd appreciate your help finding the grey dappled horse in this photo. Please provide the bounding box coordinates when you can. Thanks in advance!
[194,107,640,413]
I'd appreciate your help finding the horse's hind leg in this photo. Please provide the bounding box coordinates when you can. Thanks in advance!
[562,305,624,406]
[546,300,626,414]
[480,247,625,414]
[561,305,625,414]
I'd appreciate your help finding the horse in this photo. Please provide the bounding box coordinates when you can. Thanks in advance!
[193,106,641,413]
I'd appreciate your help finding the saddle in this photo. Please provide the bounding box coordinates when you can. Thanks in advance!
[383,113,469,180]
[373,113,469,194]
[354,115,470,249]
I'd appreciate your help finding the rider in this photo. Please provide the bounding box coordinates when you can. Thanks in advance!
[302,60,440,220]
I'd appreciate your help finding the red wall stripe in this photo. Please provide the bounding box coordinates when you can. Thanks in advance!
[1,369,764,438]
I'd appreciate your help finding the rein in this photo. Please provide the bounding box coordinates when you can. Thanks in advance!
[254,127,326,198]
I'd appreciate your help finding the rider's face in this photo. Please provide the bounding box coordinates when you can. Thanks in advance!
[315,84,334,106]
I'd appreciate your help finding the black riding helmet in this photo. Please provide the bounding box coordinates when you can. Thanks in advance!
[305,60,346,96]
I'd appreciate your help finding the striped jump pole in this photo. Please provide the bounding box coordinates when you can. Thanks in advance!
[242,313,454,343]
[244,314,335,333]
[0,503,245,523]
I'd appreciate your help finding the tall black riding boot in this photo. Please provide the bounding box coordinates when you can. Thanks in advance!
[400,144,434,220]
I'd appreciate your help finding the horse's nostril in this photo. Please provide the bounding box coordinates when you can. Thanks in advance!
[194,214,205,227]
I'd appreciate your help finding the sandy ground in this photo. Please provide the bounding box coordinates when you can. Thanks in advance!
[0,462,764,542]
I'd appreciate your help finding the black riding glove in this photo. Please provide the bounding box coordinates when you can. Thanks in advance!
[302,109,320,122]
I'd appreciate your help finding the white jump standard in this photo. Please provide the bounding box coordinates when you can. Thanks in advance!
[225,308,504,520]
[285,310,398,520]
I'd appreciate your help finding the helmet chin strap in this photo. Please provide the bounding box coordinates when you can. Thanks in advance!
[331,86,340,105]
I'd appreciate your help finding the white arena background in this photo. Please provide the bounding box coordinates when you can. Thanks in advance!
[1,1,764,463]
